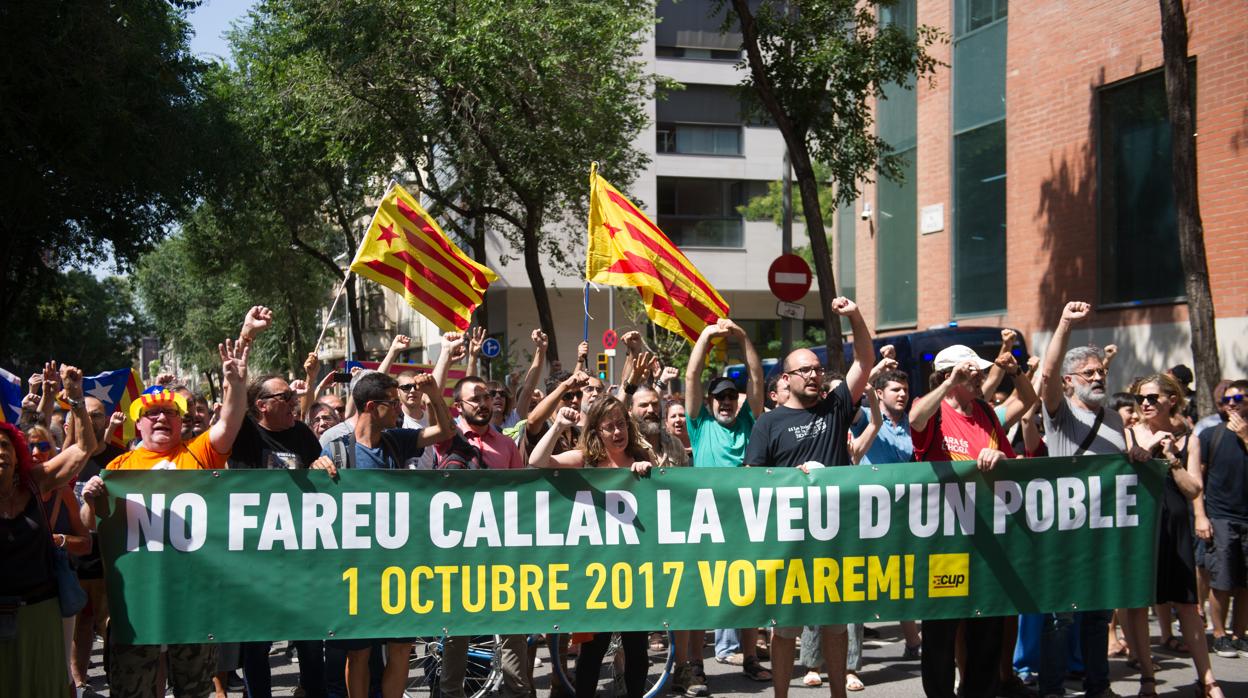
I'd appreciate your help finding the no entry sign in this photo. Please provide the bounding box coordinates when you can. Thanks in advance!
[768,254,812,303]
[602,329,618,350]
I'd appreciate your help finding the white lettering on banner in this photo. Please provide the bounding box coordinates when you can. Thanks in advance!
[124,471,1142,554]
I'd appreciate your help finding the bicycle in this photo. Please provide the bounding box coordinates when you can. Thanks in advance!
[548,631,675,698]
[404,635,502,698]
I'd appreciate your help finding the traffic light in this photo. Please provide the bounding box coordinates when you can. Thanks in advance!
[596,353,609,380]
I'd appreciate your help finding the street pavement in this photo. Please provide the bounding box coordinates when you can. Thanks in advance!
[81,618,1248,697]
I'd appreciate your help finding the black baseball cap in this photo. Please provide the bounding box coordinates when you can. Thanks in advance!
[706,377,739,397]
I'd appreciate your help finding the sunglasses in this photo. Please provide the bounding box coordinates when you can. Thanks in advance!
[1132,393,1163,405]
[488,390,510,398]
[397,384,419,392]
[260,390,295,402]
[1222,394,1245,405]
[30,441,53,452]
[560,391,583,402]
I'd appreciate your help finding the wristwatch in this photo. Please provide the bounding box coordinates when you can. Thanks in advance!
[63,397,81,409]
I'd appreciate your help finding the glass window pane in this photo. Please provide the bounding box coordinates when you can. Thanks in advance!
[1098,72,1185,303]
[953,122,1007,316]
[953,20,1006,131]
[656,178,751,248]
[877,151,918,325]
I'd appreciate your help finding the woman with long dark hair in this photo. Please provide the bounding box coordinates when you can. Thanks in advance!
[529,395,653,698]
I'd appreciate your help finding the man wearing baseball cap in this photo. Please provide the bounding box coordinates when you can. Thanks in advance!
[908,343,1014,698]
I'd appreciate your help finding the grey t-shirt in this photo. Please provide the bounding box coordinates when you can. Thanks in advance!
[318,418,355,448]
[1042,398,1126,457]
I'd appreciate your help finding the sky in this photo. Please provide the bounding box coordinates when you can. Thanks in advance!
[187,0,256,62]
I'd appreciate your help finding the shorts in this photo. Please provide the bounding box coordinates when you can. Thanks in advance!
[772,624,846,640]
[1206,518,1248,591]
[109,642,217,697]
[326,637,415,652]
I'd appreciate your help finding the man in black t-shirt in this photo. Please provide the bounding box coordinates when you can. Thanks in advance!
[231,375,322,470]
[232,374,326,698]
[744,297,875,698]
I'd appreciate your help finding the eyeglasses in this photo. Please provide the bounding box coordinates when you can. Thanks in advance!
[1069,368,1107,380]
[1222,394,1245,405]
[1132,393,1163,406]
[397,384,419,392]
[560,391,583,402]
[368,399,401,410]
[141,407,180,421]
[487,390,510,398]
[259,390,295,402]
[786,365,824,378]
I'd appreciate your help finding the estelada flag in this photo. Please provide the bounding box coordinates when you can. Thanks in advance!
[0,367,23,424]
[82,368,145,448]
[350,183,498,332]
[586,164,729,343]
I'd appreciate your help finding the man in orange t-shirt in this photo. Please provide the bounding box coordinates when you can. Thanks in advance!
[78,308,261,698]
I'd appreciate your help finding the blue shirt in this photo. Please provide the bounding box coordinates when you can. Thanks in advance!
[320,427,426,470]
[851,405,914,465]
[688,403,755,468]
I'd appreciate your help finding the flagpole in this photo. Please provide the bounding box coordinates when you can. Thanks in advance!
[314,276,351,354]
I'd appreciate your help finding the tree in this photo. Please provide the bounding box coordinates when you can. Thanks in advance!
[1158,0,1219,417]
[265,0,660,363]
[2,271,152,376]
[727,0,941,369]
[0,1,222,360]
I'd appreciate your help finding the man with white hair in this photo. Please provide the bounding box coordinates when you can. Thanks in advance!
[1035,301,1124,698]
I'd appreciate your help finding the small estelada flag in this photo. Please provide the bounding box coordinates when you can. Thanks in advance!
[82,368,145,447]
[586,164,729,343]
[350,183,498,332]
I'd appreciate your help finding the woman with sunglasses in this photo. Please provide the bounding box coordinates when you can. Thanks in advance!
[529,396,653,698]
[1122,374,1224,698]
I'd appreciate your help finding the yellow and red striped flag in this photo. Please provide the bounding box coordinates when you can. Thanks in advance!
[586,165,729,343]
[350,183,498,332]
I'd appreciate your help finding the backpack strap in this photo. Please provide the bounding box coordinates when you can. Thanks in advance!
[329,435,355,471]
[1073,408,1106,457]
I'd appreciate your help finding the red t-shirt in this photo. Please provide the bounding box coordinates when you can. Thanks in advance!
[912,399,1016,462]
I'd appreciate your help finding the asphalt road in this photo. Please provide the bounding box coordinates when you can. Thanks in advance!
[80,618,1248,697]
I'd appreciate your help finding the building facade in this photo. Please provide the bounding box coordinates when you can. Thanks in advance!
[477,0,1245,386]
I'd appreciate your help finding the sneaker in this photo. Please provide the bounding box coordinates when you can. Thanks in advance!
[1212,635,1238,658]
[902,643,921,660]
[1235,636,1248,658]
[671,662,690,695]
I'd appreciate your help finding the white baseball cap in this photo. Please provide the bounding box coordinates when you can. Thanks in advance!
[932,345,994,372]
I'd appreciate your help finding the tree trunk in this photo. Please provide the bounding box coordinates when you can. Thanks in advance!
[1159,0,1220,417]
[471,210,490,327]
[522,222,560,365]
[731,0,844,373]
[790,150,846,374]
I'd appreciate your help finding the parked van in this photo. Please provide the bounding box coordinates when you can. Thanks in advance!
[723,326,1029,399]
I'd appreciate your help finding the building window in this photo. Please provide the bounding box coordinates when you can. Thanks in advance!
[657,124,742,155]
[876,0,918,328]
[654,0,743,61]
[952,0,1007,316]
[657,177,766,248]
[1098,69,1187,304]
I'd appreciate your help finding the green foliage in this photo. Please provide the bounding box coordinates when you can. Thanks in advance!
[738,162,839,225]
[3,271,152,376]
[730,0,944,204]
[0,1,226,358]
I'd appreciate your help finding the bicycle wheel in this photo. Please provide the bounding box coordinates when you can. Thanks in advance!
[549,631,674,698]
[404,635,502,698]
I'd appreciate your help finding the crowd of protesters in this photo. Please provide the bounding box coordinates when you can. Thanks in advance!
[2,300,1246,698]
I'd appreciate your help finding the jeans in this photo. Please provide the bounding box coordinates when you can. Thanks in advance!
[242,640,327,698]
[1013,614,1042,679]
[713,628,740,659]
[1039,610,1110,697]
[921,617,1003,698]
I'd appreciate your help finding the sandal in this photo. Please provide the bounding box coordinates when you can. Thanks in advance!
[743,656,772,682]
[1138,676,1157,697]
[1198,680,1223,698]
[1160,636,1189,654]
[715,653,743,666]
[1126,657,1161,673]
[845,673,865,692]
[802,671,822,687]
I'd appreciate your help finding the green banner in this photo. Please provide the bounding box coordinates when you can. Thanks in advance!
[98,455,1163,644]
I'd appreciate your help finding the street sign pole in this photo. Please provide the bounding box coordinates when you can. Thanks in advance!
[781,148,794,358]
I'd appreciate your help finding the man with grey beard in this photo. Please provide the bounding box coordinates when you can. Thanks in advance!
[630,384,688,467]
[1036,300,1128,698]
